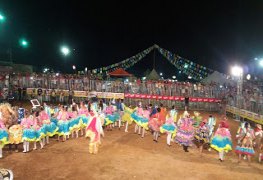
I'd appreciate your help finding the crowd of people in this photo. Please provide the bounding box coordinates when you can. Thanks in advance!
[0,98,262,164]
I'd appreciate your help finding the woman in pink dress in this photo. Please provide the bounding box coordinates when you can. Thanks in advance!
[32,111,45,150]
[56,106,70,142]
[78,101,90,136]
[21,111,35,153]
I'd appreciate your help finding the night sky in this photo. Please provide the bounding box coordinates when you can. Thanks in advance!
[0,1,263,77]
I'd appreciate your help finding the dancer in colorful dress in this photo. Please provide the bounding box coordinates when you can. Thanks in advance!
[122,105,134,132]
[131,102,144,135]
[78,101,90,136]
[194,119,210,154]
[149,108,162,142]
[192,111,202,128]
[159,104,167,125]
[140,107,150,138]
[21,111,35,153]
[210,117,232,162]
[56,106,70,142]
[104,102,119,130]
[85,110,104,154]
[235,122,255,163]
[207,115,216,140]
[175,111,194,152]
[254,124,263,153]
[160,112,177,146]
[0,119,8,158]
[169,105,178,123]
[69,105,80,138]
[39,107,58,145]
[32,111,45,150]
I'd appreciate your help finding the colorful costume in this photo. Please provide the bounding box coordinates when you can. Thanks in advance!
[131,107,144,126]
[21,117,36,142]
[170,109,178,122]
[0,121,8,147]
[194,120,210,144]
[235,126,255,156]
[86,112,104,154]
[78,108,90,128]
[149,113,162,132]
[207,116,216,139]
[122,106,135,125]
[175,116,195,146]
[192,111,202,128]
[210,121,232,152]
[160,115,177,146]
[57,111,70,136]
[104,105,119,126]
[8,124,23,144]
[160,116,177,136]
[33,116,46,142]
[40,111,57,137]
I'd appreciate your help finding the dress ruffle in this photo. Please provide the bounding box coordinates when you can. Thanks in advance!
[22,128,36,142]
[210,127,232,152]
[0,129,9,147]
[57,120,70,136]
[104,113,120,126]
[235,146,255,156]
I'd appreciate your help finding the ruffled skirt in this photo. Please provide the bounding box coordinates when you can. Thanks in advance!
[69,117,81,132]
[235,146,255,156]
[175,128,194,146]
[35,126,46,141]
[0,129,9,147]
[160,124,176,134]
[22,128,36,142]
[57,120,70,136]
[210,128,232,152]
[104,113,120,126]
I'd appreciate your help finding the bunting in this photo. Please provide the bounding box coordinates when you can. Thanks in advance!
[90,44,215,80]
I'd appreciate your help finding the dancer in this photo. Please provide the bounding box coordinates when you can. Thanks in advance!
[131,102,144,135]
[192,111,202,128]
[207,115,216,140]
[210,117,232,162]
[0,118,8,158]
[85,110,104,154]
[39,107,58,145]
[69,105,80,138]
[104,102,119,130]
[32,110,45,150]
[194,119,210,155]
[140,106,150,138]
[21,111,35,153]
[170,105,178,122]
[56,105,70,142]
[160,113,177,146]
[149,108,162,142]
[235,122,255,163]
[254,124,263,153]
[159,104,167,125]
[114,99,124,130]
[175,111,194,152]
[122,105,134,132]
[78,101,90,136]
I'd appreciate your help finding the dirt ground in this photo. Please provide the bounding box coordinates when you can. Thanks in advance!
[0,103,263,180]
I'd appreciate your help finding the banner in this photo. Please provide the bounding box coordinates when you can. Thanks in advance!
[96,92,124,99]
[226,105,263,125]
[74,91,89,97]
[124,93,220,103]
